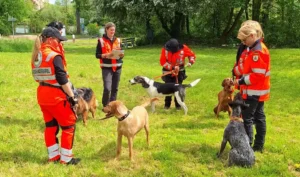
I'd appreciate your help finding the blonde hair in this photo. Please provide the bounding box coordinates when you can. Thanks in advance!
[237,20,264,40]
[31,35,42,63]
[104,22,116,34]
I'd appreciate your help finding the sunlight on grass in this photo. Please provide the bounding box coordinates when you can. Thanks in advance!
[0,39,299,176]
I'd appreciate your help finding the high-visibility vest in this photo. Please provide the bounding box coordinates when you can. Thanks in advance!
[32,43,69,105]
[234,40,270,101]
[98,37,122,72]
[160,45,196,71]
[32,44,69,86]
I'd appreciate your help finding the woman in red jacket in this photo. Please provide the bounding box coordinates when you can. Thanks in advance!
[31,27,80,165]
[233,21,270,152]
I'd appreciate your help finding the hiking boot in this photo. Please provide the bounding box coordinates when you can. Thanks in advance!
[252,146,264,153]
[61,158,81,165]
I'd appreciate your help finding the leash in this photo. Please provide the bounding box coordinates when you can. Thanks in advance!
[153,66,180,84]
[98,115,114,120]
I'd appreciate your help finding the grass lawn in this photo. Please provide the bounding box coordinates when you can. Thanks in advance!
[0,38,300,176]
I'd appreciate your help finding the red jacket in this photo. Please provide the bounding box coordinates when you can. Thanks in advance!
[160,45,196,71]
[233,40,270,101]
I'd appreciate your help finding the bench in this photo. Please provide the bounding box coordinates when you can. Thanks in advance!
[121,37,135,48]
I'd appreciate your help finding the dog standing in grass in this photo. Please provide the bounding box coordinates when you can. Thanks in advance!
[214,78,234,118]
[75,87,98,126]
[217,92,255,167]
[102,99,157,161]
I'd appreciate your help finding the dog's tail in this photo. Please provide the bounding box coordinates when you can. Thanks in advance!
[183,78,201,88]
[140,98,159,107]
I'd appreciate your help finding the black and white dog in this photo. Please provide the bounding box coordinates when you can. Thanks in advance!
[129,76,201,115]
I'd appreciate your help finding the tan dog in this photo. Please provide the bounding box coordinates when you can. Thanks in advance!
[102,99,156,161]
[214,78,234,118]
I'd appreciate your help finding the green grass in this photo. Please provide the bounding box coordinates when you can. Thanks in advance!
[0,38,300,176]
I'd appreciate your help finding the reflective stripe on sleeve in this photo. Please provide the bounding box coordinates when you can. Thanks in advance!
[45,52,57,62]
[244,75,251,85]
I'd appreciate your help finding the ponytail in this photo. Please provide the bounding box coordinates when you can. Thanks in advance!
[31,35,42,63]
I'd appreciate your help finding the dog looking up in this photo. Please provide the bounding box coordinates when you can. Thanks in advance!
[75,87,98,126]
[129,76,200,115]
[217,92,255,167]
[214,78,234,118]
[102,98,157,161]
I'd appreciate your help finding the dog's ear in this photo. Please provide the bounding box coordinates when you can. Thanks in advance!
[116,102,128,116]
[221,79,226,87]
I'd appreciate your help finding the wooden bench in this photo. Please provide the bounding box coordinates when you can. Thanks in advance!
[121,37,135,48]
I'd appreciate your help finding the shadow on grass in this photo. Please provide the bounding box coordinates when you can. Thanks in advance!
[94,141,117,162]
[0,151,44,164]
[162,118,225,130]
[0,116,35,126]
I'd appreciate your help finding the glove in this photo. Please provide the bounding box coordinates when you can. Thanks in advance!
[68,96,78,107]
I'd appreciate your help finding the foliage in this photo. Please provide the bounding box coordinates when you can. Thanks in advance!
[0,39,300,176]
[86,23,100,36]
[0,0,32,35]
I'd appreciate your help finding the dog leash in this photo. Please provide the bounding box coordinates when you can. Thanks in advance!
[98,115,114,120]
[153,65,180,84]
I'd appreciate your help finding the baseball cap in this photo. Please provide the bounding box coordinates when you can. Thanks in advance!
[41,27,67,41]
[165,38,183,53]
[47,21,64,30]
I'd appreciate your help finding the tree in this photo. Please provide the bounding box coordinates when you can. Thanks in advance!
[73,0,91,34]
[0,0,31,35]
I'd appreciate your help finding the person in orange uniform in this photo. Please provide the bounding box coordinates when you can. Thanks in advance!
[31,27,80,165]
[95,22,124,107]
[233,21,270,152]
[160,38,196,110]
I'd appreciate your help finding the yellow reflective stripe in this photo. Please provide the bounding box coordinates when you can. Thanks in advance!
[252,68,266,74]
[243,89,270,96]
[45,52,57,62]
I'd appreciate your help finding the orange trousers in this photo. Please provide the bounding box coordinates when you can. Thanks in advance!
[40,100,76,161]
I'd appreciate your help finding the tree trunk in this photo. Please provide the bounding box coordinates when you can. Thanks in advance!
[186,15,190,35]
[261,0,273,28]
[252,0,262,21]
[219,0,251,44]
[76,7,81,34]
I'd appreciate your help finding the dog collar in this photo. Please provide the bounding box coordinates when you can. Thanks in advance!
[118,111,130,121]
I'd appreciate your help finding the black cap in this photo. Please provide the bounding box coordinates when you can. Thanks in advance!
[47,21,64,30]
[41,27,67,41]
[165,38,183,53]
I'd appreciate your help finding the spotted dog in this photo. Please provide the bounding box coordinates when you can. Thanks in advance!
[129,76,200,115]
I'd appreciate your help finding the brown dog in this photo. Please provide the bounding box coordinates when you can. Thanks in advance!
[75,87,98,126]
[214,78,234,118]
[102,99,156,161]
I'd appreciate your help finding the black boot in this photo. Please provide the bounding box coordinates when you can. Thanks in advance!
[66,158,81,165]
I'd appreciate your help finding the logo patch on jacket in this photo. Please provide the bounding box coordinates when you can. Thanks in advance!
[253,55,259,62]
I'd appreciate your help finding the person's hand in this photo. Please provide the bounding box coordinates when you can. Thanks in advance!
[68,96,78,108]
[119,53,124,58]
[106,52,114,58]
[186,63,192,67]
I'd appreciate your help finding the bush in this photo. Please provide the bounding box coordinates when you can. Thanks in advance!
[86,23,100,36]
